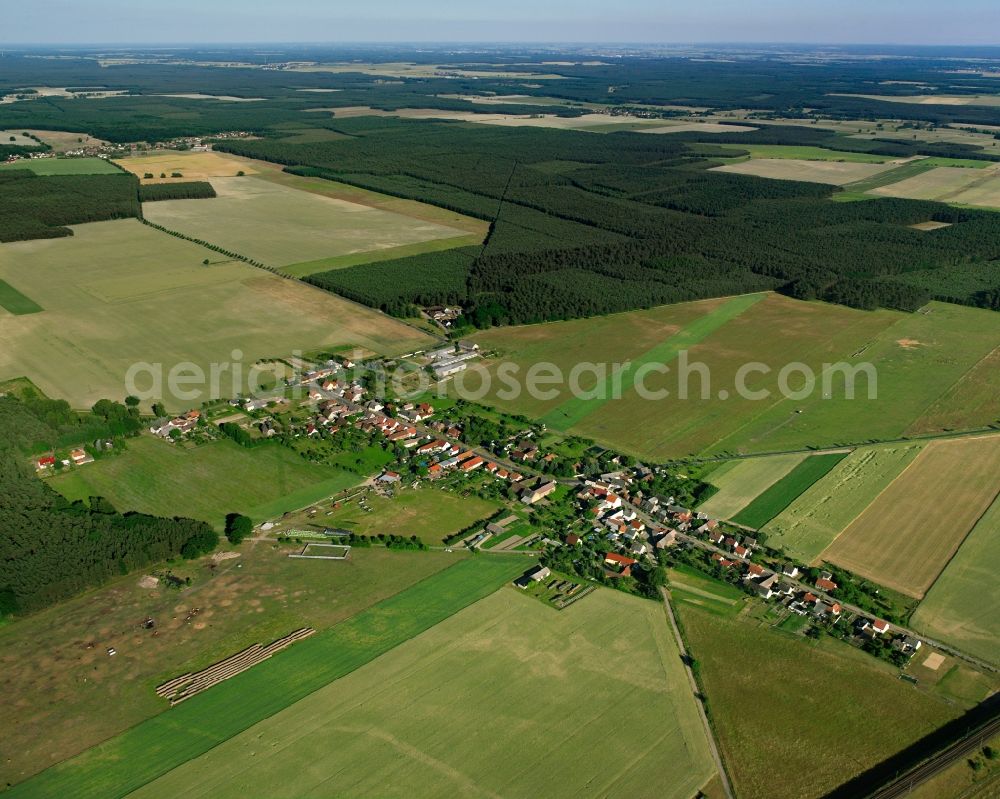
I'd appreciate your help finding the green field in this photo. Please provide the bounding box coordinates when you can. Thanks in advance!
[698,453,807,519]
[142,175,472,268]
[731,453,848,529]
[0,157,122,175]
[127,587,716,799]
[50,435,363,529]
[679,605,961,799]
[7,556,526,799]
[540,293,766,430]
[317,487,501,543]
[0,278,42,314]
[470,295,1000,459]
[0,546,463,788]
[764,442,925,562]
[706,301,1000,457]
[0,219,434,410]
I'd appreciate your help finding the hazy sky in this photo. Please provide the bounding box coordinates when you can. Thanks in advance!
[5,0,999,45]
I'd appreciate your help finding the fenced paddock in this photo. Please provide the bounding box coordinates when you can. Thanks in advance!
[289,543,352,560]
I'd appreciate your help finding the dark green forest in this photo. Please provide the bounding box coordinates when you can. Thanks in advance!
[0,393,217,616]
[217,119,1000,323]
[138,180,217,202]
[0,170,140,242]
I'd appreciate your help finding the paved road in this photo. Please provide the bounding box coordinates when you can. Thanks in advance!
[661,590,735,799]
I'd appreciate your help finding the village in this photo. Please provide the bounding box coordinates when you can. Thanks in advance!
[33,344,939,677]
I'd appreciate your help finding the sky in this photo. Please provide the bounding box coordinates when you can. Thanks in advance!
[4,0,1000,46]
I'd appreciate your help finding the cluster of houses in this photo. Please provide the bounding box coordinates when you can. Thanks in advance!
[35,448,94,472]
[425,341,480,380]
[576,480,677,562]
[149,409,202,439]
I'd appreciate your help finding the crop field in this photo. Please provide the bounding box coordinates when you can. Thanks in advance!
[0,156,121,175]
[142,175,472,267]
[579,295,898,458]
[871,164,1000,207]
[469,296,999,460]
[668,564,746,617]
[678,604,961,799]
[0,130,39,146]
[714,143,896,162]
[822,434,1000,598]
[540,293,766,430]
[314,487,500,543]
[711,157,900,185]
[698,453,807,519]
[467,295,732,422]
[764,442,925,563]
[707,301,1000,457]
[731,453,848,529]
[114,150,260,183]
[0,545,464,788]
[912,496,1000,665]
[0,220,433,409]
[6,556,526,799]
[126,588,716,799]
[0,278,42,314]
[49,435,363,529]
[836,92,1000,106]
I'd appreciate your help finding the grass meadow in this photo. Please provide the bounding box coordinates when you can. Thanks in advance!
[0,219,433,410]
[50,435,364,529]
[127,588,716,799]
[698,453,807,519]
[6,556,526,799]
[912,495,1000,665]
[731,452,848,529]
[764,442,925,563]
[0,546,464,788]
[714,143,897,162]
[822,434,1000,598]
[679,604,961,799]
[317,487,501,543]
[142,175,472,267]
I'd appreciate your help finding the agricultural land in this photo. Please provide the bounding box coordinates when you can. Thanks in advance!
[126,587,716,799]
[911,495,1000,664]
[730,452,847,529]
[0,219,434,409]
[141,175,475,268]
[678,604,963,799]
[5,556,526,799]
[0,545,465,788]
[763,442,926,563]
[821,434,1000,598]
[698,453,808,520]
[48,435,365,529]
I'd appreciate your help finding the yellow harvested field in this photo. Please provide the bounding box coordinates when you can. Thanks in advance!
[711,158,898,185]
[636,122,758,134]
[114,150,260,183]
[871,165,1000,202]
[833,93,1000,107]
[822,435,1000,598]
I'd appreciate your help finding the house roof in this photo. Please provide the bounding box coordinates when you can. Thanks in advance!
[604,552,637,566]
